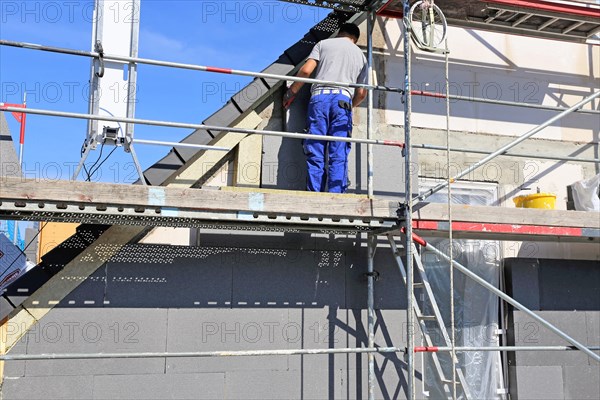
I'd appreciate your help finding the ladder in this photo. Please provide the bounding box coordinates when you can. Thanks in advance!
[387,234,472,399]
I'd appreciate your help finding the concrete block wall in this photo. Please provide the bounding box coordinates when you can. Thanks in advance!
[2,233,428,400]
[505,258,600,400]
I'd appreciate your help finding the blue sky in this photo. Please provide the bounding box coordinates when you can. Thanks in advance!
[1,0,326,183]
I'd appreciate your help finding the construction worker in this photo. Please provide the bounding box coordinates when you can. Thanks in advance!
[284,23,368,193]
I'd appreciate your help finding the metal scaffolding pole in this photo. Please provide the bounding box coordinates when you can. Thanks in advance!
[402,1,416,399]
[5,38,596,114]
[416,90,600,204]
[0,106,405,149]
[443,38,458,400]
[0,39,404,95]
[409,232,600,363]
[411,90,600,116]
[132,139,230,152]
[367,233,377,400]
[413,143,600,164]
[367,10,375,198]
[416,346,600,353]
[0,347,403,361]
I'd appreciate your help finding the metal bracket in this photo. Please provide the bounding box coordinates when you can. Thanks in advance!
[364,271,381,281]
[397,203,407,221]
[94,40,105,78]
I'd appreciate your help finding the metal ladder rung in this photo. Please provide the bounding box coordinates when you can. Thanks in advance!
[417,315,437,321]
[441,379,462,385]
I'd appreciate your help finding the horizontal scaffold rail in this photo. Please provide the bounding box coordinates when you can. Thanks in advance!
[0,39,404,94]
[0,105,405,148]
[0,178,598,242]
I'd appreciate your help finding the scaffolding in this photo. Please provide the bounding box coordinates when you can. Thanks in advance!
[1,1,599,399]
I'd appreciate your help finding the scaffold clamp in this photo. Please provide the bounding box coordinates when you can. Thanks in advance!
[94,40,105,78]
[364,271,381,281]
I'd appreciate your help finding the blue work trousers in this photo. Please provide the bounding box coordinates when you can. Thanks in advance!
[304,93,353,193]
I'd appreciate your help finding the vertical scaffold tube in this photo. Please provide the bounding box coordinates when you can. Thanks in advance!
[402,1,416,399]
[367,10,375,197]
[367,234,376,400]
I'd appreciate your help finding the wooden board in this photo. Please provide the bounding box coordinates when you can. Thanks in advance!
[0,177,396,219]
[234,134,263,187]
[2,177,599,229]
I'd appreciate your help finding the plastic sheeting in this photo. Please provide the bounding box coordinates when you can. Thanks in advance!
[571,174,600,211]
[419,184,502,399]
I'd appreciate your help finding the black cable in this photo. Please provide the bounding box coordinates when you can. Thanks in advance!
[80,142,92,181]
[85,142,105,181]
[88,145,117,179]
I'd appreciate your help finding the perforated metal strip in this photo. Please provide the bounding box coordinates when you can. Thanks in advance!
[278,0,369,12]
[0,200,393,233]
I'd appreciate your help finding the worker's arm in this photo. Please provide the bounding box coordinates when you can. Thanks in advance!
[283,59,318,109]
[352,88,367,108]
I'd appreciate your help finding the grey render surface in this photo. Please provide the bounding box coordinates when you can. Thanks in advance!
[505,258,600,400]
[3,236,428,400]
[4,246,600,399]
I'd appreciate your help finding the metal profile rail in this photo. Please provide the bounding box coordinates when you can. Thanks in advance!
[411,89,600,115]
[415,346,600,353]
[0,200,393,232]
[0,39,405,95]
[401,2,416,399]
[413,143,600,164]
[0,347,403,361]
[0,106,405,148]
[132,139,230,152]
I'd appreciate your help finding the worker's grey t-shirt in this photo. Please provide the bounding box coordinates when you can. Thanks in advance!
[308,37,368,99]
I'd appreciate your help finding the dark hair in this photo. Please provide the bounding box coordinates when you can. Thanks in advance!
[339,23,360,40]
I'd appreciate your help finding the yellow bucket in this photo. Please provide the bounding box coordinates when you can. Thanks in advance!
[513,193,557,209]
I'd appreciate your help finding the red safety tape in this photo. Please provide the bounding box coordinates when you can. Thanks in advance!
[414,346,439,353]
[413,220,585,237]
[0,103,27,143]
[19,112,27,145]
[376,1,403,19]
[12,112,23,123]
[0,103,25,121]
[400,227,428,247]
[411,90,447,99]
[484,0,600,19]
[383,140,405,148]
[206,66,233,74]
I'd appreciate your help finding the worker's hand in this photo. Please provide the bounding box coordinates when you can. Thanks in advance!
[283,88,297,110]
